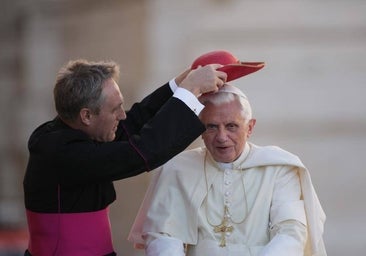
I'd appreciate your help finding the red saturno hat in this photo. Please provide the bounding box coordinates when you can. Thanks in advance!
[191,50,265,82]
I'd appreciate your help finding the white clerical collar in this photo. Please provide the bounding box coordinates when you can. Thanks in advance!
[217,143,251,170]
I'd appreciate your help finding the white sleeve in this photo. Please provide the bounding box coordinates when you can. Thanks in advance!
[169,79,204,115]
[259,220,307,256]
[270,166,307,226]
[259,167,308,256]
[144,232,185,256]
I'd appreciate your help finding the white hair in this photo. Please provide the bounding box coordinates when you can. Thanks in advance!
[199,88,253,123]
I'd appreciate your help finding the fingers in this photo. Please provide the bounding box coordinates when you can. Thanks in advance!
[201,65,227,93]
[217,70,227,84]
[216,73,226,88]
[209,64,224,69]
[214,69,227,90]
[178,64,228,97]
[207,64,227,86]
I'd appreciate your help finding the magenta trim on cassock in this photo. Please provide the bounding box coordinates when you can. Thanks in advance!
[26,208,114,256]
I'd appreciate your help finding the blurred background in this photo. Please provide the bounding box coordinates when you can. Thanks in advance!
[0,0,365,255]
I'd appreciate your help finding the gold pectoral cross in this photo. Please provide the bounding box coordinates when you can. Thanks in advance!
[213,205,233,247]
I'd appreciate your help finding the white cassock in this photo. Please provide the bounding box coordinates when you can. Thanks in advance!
[128,143,327,256]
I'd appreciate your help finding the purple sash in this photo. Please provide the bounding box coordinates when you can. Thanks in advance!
[26,208,114,256]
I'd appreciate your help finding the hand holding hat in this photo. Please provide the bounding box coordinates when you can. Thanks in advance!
[177,50,264,97]
[179,64,227,96]
[191,50,265,82]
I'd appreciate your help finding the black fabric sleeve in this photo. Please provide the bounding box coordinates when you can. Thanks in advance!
[25,97,204,186]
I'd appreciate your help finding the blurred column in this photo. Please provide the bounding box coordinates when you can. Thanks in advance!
[0,0,27,230]
[0,1,64,255]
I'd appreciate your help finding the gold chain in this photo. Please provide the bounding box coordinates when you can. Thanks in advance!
[203,150,250,247]
[203,151,249,227]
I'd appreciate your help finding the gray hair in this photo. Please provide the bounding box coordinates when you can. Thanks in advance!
[199,85,253,123]
[54,59,120,121]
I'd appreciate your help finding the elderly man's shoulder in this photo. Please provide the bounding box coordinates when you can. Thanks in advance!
[250,143,297,157]
[248,143,304,168]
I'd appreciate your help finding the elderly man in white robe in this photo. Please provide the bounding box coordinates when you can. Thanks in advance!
[128,84,327,256]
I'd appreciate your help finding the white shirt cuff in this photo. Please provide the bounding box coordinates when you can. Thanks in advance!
[258,234,304,256]
[169,79,204,116]
[259,220,307,256]
[145,232,185,256]
[169,78,179,92]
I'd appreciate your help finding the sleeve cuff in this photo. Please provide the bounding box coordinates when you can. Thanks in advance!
[271,200,307,227]
[169,79,204,115]
[169,78,178,92]
[145,234,185,256]
[258,233,305,256]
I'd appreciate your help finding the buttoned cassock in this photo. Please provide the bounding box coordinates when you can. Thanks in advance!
[23,81,206,256]
[128,143,327,256]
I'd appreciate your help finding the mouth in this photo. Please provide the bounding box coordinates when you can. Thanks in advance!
[216,146,232,152]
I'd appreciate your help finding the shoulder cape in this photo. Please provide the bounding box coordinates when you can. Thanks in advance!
[128,143,326,256]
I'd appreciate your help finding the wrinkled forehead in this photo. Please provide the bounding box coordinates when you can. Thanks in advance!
[200,100,245,125]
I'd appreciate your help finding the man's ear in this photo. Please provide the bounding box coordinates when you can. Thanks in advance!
[247,119,256,137]
[80,108,92,125]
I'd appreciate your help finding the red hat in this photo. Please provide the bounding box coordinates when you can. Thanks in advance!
[191,50,265,82]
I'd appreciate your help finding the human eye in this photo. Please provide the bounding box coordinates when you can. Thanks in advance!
[205,124,218,131]
[226,123,238,131]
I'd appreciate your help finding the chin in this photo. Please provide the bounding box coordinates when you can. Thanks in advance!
[215,153,235,162]
[106,137,115,142]
[214,156,232,163]
[109,134,116,141]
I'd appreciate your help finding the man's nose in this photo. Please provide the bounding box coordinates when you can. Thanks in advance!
[118,109,127,120]
[216,128,228,142]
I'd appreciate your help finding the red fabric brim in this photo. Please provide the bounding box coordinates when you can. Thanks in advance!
[217,62,265,82]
